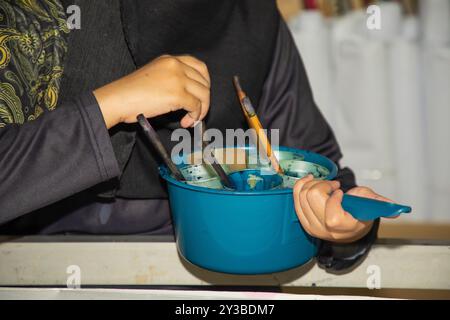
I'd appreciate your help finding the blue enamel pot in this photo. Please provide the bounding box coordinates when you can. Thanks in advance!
[159,146,338,274]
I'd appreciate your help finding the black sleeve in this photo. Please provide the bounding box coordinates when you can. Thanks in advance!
[0,92,120,224]
[257,19,378,272]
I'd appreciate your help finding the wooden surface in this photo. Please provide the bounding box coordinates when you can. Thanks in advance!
[0,287,392,300]
[379,222,450,241]
[0,236,449,290]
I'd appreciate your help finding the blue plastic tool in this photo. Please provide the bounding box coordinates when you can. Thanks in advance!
[342,194,411,221]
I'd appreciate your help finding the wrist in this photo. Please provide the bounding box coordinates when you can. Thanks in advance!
[93,86,123,129]
[317,219,380,272]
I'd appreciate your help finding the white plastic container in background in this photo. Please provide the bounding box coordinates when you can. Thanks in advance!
[420,0,450,222]
[422,46,450,222]
[369,2,403,42]
[330,10,369,145]
[389,34,428,222]
[289,10,334,126]
[331,10,396,198]
[419,0,450,47]
[402,15,420,42]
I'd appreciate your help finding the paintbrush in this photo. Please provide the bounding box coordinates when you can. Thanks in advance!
[137,114,185,181]
[197,121,235,189]
[232,76,284,174]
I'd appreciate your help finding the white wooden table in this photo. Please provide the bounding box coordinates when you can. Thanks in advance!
[0,236,449,291]
[0,287,391,300]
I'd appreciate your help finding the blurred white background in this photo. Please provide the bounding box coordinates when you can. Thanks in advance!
[280,0,450,223]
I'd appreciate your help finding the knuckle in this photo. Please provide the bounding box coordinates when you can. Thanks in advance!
[359,186,374,193]
[300,188,309,201]
[309,186,323,199]
[325,216,340,229]
[293,180,303,196]
[199,61,208,72]
[306,191,322,209]
[164,56,180,69]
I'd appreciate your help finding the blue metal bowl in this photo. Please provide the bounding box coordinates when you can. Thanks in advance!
[159,146,338,274]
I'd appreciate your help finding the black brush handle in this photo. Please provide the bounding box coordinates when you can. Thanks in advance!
[201,140,235,189]
[198,121,235,189]
[137,114,185,181]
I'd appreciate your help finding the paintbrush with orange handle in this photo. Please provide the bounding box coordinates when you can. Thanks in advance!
[232,76,284,174]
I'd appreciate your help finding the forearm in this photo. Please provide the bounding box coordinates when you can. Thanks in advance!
[0,92,120,224]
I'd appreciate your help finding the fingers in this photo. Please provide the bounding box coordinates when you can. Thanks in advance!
[177,91,202,128]
[299,180,332,227]
[177,80,209,128]
[183,66,210,89]
[180,114,196,128]
[175,56,210,127]
[293,179,383,242]
[324,189,371,237]
[293,176,369,241]
[185,78,210,121]
[177,55,210,85]
[293,175,314,231]
[293,175,340,239]
[306,180,340,225]
[300,180,340,239]
[324,189,356,232]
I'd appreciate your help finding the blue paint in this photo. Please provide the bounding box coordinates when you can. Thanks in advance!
[228,169,283,191]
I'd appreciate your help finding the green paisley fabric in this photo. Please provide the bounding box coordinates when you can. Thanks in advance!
[0,0,68,128]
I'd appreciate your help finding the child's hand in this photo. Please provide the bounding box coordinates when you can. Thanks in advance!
[94,55,210,129]
[293,175,392,243]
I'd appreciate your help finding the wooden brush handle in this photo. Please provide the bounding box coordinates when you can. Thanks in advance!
[247,116,283,174]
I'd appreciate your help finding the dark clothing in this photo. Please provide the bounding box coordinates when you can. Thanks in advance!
[0,92,120,223]
[0,0,377,271]
[118,0,280,199]
[58,0,137,189]
[0,0,69,124]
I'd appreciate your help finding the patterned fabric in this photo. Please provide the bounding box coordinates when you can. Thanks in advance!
[0,0,68,128]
